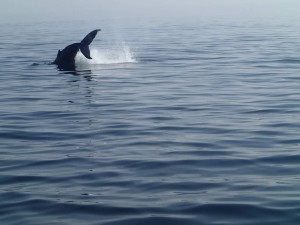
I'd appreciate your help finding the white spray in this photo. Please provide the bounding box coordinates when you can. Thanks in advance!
[75,43,136,66]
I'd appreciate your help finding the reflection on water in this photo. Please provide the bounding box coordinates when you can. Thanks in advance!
[59,68,93,81]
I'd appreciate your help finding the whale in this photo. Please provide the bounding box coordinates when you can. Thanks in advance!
[52,29,101,70]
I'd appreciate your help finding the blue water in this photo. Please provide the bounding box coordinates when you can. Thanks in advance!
[1,20,300,225]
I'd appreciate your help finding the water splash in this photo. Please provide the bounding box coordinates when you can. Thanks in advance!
[75,44,136,66]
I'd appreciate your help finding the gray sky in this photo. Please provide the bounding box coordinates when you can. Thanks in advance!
[1,0,300,24]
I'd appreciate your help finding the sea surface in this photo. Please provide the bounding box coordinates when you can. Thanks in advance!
[1,19,300,225]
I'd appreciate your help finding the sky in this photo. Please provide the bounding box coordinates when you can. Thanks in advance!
[1,0,300,25]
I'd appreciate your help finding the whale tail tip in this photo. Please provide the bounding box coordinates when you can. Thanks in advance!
[79,45,92,59]
[79,29,101,60]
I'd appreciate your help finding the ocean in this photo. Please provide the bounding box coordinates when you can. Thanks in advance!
[1,19,300,225]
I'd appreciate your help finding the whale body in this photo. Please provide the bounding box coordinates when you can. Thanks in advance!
[52,29,101,70]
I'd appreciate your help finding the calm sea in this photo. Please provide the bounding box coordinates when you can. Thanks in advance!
[1,19,300,225]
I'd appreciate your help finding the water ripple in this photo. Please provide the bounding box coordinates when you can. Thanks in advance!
[1,21,300,225]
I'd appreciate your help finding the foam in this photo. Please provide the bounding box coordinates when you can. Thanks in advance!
[75,44,136,66]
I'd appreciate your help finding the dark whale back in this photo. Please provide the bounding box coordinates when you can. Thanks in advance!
[53,29,101,70]
[53,43,80,69]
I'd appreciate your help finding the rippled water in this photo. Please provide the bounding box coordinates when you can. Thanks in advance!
[1,20,300,225]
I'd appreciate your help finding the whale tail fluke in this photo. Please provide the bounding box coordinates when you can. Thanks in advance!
[80,29,101,59]
[52,29,101,70]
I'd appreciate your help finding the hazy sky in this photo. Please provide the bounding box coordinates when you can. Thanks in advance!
[1,0,300,24]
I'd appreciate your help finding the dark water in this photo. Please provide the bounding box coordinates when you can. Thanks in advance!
[1,20,300,225]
